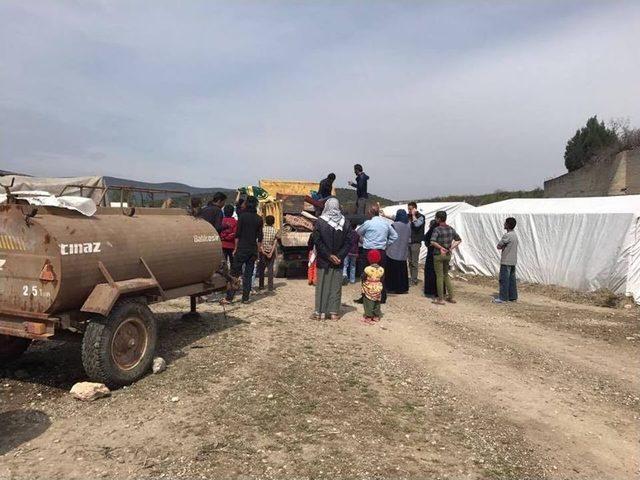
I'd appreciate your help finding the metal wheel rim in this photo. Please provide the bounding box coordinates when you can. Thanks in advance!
[110,316,148,371]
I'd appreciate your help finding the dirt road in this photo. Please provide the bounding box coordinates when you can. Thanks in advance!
[1,278,638,479]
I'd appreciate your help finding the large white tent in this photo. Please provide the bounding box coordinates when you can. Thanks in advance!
[453,196,640,303]
[382,202,475,262]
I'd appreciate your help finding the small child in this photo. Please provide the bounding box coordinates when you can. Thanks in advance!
[361,249,384,324]
[342,224,359,285]
[257,215,278,291]
[220,204,237,269]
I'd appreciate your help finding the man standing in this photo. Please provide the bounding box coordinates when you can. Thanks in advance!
[348,164,369,214]
[429,211,462,305]
[222,196,263,304]
[318,173,336,199]
[494,217,518,303]
[407,202,425,286]
[355,204,398,303]
[199,192,227,233]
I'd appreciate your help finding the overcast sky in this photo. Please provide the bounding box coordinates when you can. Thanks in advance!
[1,1,639,199]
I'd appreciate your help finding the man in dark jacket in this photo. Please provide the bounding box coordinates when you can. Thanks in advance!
[199,192,227,233]
[348,164,369,214]
[318,173,336,199]
[408,201,425,286]
[222,196,263,304]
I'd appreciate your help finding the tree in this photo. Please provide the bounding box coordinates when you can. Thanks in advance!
[564,116,618,171]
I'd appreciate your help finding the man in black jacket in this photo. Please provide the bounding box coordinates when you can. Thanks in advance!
[408,201,425,286]
[222,196,263,304]
[318,173,336,199]
[199,192,227,233]
[348,164,369,214]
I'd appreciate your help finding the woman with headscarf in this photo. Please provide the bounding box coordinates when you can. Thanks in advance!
[384,209,411,294]
[423,219,442,297]
[311,197,352,320]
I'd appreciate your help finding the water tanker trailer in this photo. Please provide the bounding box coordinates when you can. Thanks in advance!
[0,188,226,386]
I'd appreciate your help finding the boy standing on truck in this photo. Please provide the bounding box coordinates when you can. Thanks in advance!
[257,215,279,292]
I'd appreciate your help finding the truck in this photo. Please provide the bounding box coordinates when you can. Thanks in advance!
[258,180,330,278]
[0,182,226,387]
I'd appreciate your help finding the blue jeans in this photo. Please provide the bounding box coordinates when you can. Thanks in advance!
[499,264,517,301]
[343,255,357,283]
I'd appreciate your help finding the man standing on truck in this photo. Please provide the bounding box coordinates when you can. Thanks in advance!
[348,164,369,214]
[222,196,263,304]
[318,173,336,199]
[199,192,227,233]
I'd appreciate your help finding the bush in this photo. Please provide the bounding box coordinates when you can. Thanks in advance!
[564,116,618,171]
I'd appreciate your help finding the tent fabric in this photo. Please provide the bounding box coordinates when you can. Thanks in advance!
[0,191,97,216]
[0,175,106,205]
[452,196,640,303]
[382,202,475,263]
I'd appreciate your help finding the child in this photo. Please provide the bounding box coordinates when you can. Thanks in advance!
[220,204,237,269]
[257,215,278,291]
[342,224,359,285]
[361,249,384,324]
[494,217,518,303]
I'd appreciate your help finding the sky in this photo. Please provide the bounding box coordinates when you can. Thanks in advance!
[1,1,639,199]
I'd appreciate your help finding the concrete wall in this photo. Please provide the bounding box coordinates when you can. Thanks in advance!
[544,149,640,197]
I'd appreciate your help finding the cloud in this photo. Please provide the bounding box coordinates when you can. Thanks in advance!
[1,1,639,198]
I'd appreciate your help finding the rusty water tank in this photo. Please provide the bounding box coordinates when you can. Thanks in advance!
[0,204,222,315]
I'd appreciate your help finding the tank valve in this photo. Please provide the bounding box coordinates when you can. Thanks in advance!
[39,261,56,282]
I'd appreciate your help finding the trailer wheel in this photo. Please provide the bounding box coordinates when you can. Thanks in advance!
[275,253,287,278]
[0,335,31,363]
[81,299,158,388]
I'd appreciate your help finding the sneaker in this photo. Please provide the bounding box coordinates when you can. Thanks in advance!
[493,298,506,304]
[432,299,445,305]
[446,297,457,304]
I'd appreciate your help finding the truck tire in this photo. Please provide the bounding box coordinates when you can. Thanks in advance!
[81,299,158,388]
[0,335,31,363]
[275,253,287,278]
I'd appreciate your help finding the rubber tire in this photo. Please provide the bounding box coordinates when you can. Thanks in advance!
[275,254,287,278]
[0,335,31,363]
[81,299,158,388]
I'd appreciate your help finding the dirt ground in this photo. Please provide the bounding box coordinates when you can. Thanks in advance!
[1,277,638,479]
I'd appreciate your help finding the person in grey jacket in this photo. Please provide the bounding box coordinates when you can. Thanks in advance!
[494,217,519,303]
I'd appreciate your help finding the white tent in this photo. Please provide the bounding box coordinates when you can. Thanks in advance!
[453,196,640,303]
[382,202,475,262]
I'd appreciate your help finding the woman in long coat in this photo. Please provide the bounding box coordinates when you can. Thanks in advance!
[423,219,442,297]
[311,198,352,320]
[384,209,411,294]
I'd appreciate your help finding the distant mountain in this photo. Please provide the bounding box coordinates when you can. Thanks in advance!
[104,176,235,198]
[104,176,396,206]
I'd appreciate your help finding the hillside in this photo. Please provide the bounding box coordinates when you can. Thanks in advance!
[412,188,544,207]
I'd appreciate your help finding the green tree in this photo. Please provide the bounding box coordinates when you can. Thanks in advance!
[564,116,618,171]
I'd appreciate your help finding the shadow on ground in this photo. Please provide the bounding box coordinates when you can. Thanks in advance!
[0,311,245,391]
[0,410,51,456]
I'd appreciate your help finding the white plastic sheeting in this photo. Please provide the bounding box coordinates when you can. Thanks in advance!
[453,196,640,303]
[382,202,475,262]
[0,191,97,216]
[0,175,106,204]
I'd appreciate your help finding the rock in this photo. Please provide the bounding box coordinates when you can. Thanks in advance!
[152,357,167,374]
[624,304,632,309]
[171,396,179,402]
[70,382,110,402]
